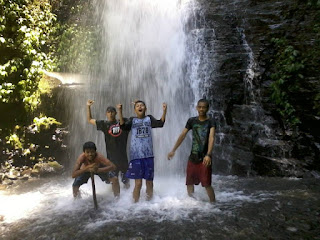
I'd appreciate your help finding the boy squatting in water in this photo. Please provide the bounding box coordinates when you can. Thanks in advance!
[72,141,116,198]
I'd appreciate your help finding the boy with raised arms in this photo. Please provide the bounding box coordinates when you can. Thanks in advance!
[117,100,167,202]
[86,100,130,198]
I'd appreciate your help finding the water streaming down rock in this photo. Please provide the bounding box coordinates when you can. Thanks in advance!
[184,0,320,177]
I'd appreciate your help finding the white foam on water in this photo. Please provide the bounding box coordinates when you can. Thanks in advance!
[0,191,44,223]
[0,175,272,226]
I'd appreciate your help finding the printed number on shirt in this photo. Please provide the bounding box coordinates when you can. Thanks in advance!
[136,127,150,138]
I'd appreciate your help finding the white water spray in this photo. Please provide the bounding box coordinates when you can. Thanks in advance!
[68,0,200,176]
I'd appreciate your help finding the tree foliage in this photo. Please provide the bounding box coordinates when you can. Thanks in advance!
[0,0,100,168]
[0,0,56,111]
[51,0,100,73]
[269,1,320,131]
[53,24,100,73]
[0,0,61,168]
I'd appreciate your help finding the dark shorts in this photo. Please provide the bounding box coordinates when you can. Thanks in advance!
[186,160,212,187]
[120,172,129,184]
[108,157,129,184]
[72,171,117,187]
[125,157,154,181]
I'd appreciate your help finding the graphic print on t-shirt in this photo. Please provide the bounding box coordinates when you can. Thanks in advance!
[134,120,151,138]
[108,123,122,137]
[130,116,153,160]
[192,122,209,153]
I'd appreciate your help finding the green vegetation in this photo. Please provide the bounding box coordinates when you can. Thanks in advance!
[0,0,56,110]
[270,38,303,128]
[269,1,320,130]
[53,24,100,73]
[51,0,100,73]
[0,0,100,168]
[0,0,61,168]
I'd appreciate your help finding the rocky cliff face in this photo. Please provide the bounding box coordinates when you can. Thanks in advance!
[188,0,320,177]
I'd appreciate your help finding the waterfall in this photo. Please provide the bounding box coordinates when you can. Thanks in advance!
[238,27,260,105]
[67,0,199,176]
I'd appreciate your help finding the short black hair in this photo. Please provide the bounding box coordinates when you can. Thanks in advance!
[106,106,116,112]
[197,99,209,108]
[134,100,146,108]
[83,141,97,152]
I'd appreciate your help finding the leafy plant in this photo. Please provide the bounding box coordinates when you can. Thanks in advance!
[270,38,304,129]
[33,116,61,132]
[6,133,23,149]
[53,24,100,73]
[0,0,56,111]
[0,0,63,168]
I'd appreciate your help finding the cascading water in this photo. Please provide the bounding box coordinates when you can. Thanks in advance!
[68,0,197,176]
[238,27,260,105]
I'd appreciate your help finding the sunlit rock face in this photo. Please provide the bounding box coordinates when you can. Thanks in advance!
[191,0,320,176]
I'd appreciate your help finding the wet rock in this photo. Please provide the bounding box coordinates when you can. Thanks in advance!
[129,237,143,240]
[6,174,18,180]
[19,175,29,181]
[194,0,320,176]
[116,226,125,233]
[21,169,32,176]
[31,169,40,177]
[2,179,13,185]
[253,138,293,158]
[33,161,64,177]
[0,173,4,183]
[303,171,320,179]
[252,155,307,177]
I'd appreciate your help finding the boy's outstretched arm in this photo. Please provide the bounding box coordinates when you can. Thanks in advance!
[87,100,96,125]
[161,102,167,122]
[117,104,125,125]
[167,128,189,160]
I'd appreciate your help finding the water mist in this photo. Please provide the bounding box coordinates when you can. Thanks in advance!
[68,0,198,176]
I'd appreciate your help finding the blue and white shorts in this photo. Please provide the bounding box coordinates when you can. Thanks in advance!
[125,157,154,181]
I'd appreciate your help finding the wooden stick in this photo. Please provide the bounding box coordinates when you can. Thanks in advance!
[91,172,98,210]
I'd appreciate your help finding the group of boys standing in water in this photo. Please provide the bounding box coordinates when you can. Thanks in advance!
[72,98,216,203]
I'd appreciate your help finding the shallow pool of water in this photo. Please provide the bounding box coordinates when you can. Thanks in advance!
[0,175,319,239]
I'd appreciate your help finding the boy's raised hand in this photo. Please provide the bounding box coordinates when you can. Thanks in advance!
[87,99,94,106]
[116,103,123,111]
[162,102,167,112]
